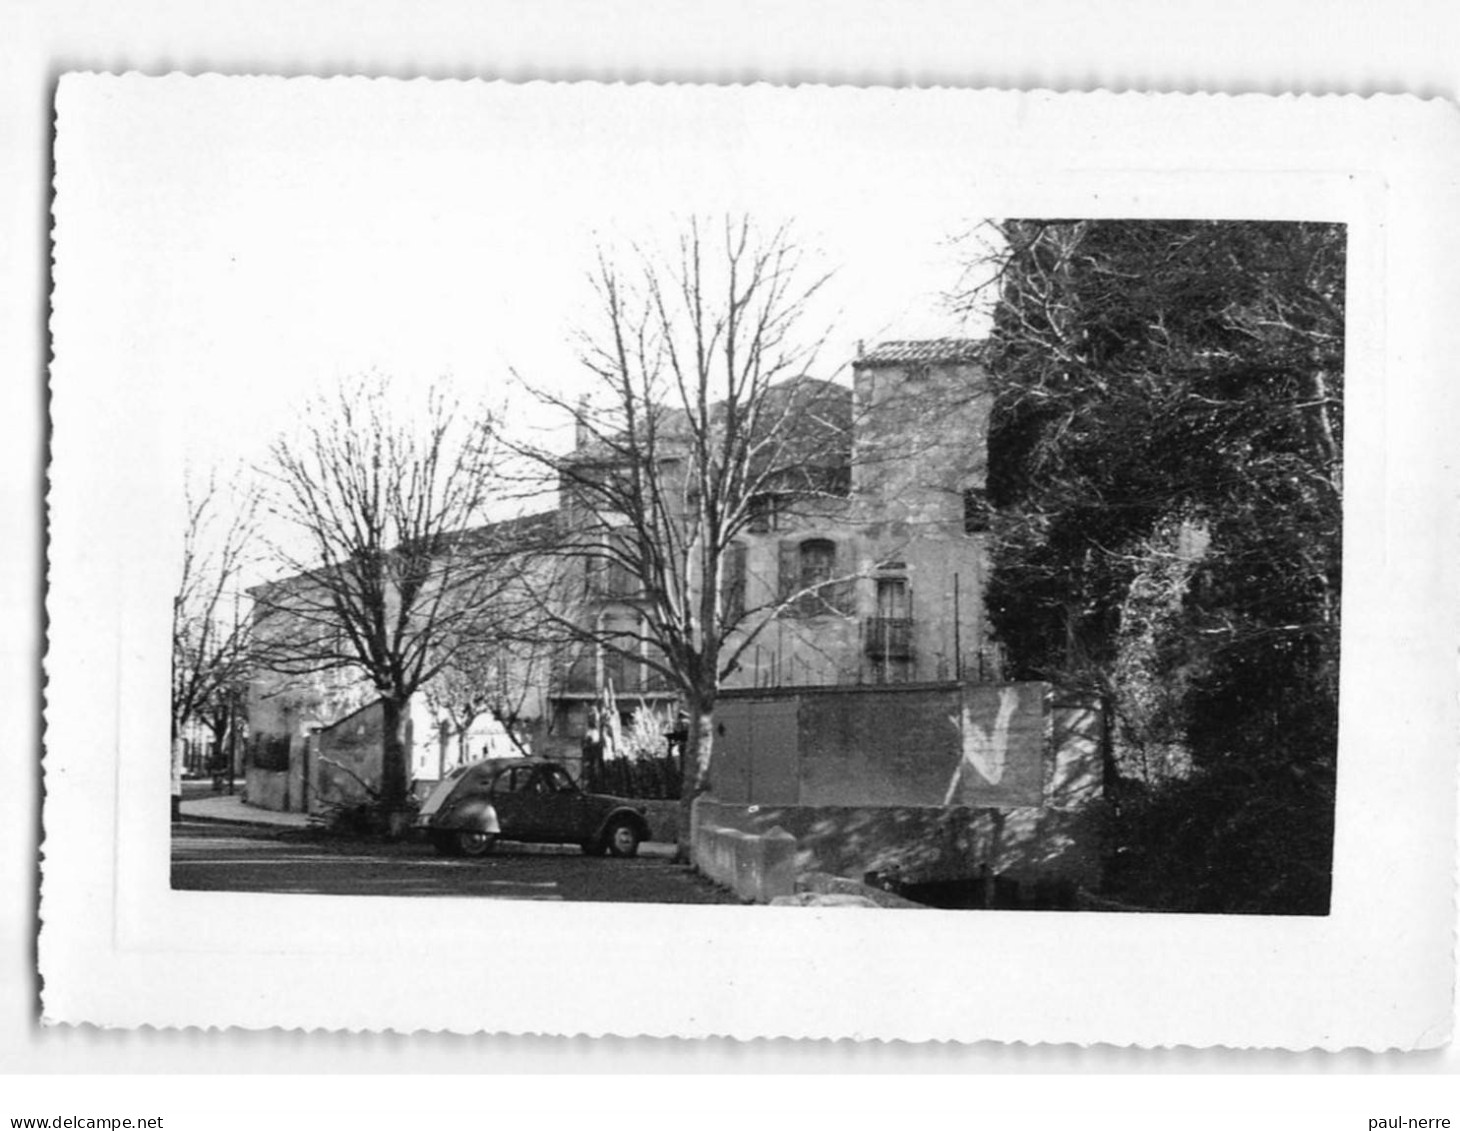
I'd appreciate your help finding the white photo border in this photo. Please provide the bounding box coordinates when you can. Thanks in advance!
[43,77,1458,1047]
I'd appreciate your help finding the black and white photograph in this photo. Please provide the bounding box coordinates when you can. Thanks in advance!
[41,76,1453,1049]
[167,206,1344,916]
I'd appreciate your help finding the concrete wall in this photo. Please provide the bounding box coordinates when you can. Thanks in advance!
[310,701,387,813]
[690,805,798,903]
[248,671,481,809]
[712,681,1053,808]
[1050,699,1104,811]
[248,657,373,743]
[245,765,289,811]
[243,736,309,812]
[696,686,1106,897]
[695,796,1102,892]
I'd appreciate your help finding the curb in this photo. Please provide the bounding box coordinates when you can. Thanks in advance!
[177,807,313,831]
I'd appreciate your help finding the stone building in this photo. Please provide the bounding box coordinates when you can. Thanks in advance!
[736,337,997,689]
[243,337,1003,808]
[544,338,1000,749]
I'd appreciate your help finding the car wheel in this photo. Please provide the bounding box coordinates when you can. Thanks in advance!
[429,832,460,857]
[605,819,641,858]
[457,830,497,858]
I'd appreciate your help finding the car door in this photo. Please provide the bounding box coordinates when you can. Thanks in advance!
[520,764,589,843]
[485,764,535,840]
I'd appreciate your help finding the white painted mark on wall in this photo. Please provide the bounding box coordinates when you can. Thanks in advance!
[944,685,1021,805]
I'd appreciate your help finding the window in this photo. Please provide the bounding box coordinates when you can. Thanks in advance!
[876,576,910,620]
[720,542,747,624]
[250,734,291,772]
[866,576,913,661]
[779,537,852,617]
[604,556,637,598]
[599,609,643,693]
[541,766,578,793]
[747,493,783,534]
[799,538,835,593]
[587,531,640,599]
[493,765,536,794]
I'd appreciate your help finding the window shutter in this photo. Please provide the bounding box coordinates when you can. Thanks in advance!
[583,546,605,597]
[720,542,747,625]
[776,539,798,608]
[832,541,857,616]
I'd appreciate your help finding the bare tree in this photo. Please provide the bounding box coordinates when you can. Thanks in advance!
[172,469,258,813]
[423,631,555,765]
[512,216,859,848]
[254,375,532,812]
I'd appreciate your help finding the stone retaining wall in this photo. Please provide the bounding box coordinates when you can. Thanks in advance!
[690,802,798,903]
[694,795,1102,893]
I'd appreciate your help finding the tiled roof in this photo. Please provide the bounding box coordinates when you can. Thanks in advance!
[854,339,985,367]
[438,509,559,552]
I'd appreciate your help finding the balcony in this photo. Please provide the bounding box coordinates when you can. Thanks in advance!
[863,616,914,659]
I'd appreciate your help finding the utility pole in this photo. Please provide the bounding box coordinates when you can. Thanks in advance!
[953,573,963,682]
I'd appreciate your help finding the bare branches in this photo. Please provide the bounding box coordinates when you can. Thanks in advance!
[513,217,845,676]
[252,374,537,807]
[422,631,554,761]
[509,216,845,812]
[172,467,259,739]
[255,376,516,688]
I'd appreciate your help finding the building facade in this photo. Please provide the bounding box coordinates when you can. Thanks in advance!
[244,338,1000,805]
[244,514,559,810]
[545,338,999,749]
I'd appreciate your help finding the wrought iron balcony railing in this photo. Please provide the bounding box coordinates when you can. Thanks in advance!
[863,616,914,659]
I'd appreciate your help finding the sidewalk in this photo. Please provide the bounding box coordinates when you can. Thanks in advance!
[176,792,684,856]
[179,792,312,829]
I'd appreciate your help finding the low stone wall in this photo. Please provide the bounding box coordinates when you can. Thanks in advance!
[690,801,798,903]
[244,765,290,812]
[694,795,1103,893]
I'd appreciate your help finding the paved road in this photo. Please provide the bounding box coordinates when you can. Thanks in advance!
[171,819,738,903]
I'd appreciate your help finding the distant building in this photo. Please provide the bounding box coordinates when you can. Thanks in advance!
[243,513,559,812]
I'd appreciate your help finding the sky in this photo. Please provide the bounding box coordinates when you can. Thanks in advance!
[67,80,995,484]
[58,78,1011,588]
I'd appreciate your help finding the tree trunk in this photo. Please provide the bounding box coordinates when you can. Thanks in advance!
[675,693,716,863]
[170,732,184,822]
[379,695,411,814]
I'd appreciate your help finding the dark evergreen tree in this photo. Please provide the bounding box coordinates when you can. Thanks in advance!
[964,220,1344,914]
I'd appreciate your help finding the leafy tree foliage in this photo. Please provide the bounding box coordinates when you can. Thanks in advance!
[966,220,1344,914]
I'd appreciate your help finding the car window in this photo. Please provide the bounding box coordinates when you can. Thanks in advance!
[463,764,495,790]
[492,766,530,793]
[540,766,577,793]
